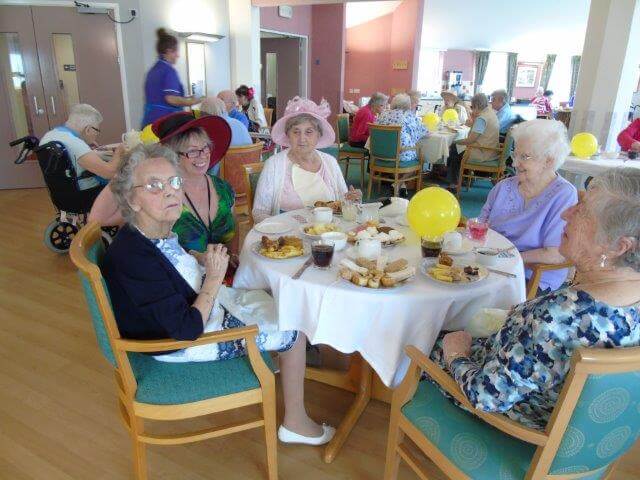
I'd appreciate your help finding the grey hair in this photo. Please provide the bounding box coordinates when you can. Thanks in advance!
[390,93,412,111]
[110,144,180,223]
[368,92,389,107]
[163,127,211,155]
[510,119,570,170]
[66,104,103,131]
[284,113,323,137]
[407,89,421,104]
[200,97,226,116]
[470,93,488,111]
[589,168,640,271]
[491,89,508,102]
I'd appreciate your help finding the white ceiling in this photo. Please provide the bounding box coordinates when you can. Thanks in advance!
[420,0,591,55]
[345,1,402,29]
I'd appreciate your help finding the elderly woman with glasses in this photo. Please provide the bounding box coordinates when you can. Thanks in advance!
[102,143,335,445]
[479,119,578,294]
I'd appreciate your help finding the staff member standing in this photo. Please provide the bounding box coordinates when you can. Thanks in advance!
[141,28,201,127]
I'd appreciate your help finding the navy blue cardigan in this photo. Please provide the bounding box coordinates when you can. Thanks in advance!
[102,224,204,344]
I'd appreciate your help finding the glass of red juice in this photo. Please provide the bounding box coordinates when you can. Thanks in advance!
[467,217,489,242]
[311,240,335,269]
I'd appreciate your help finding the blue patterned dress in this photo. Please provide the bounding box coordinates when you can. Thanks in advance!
[150,233,297,363]
[429,287,640,430]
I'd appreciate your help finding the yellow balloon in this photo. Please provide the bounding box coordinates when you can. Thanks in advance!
[422,112,440,131]
[571,132,598,159]
[407,187,461,239]
[140,124,159,145]
[442,108,459,124]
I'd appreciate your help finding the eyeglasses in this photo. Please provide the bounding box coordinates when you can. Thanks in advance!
[179,145,211,159]
[513,153,533,163]
[133,176,183,194]
[90,126,100,133]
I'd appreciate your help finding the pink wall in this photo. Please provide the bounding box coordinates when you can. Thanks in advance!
[344,0,423,102]
[442,50,475,83]
[513,62,544,100]
[310,4,345,126]
[260,6,312,36]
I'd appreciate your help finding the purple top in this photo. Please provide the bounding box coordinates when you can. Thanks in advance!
[479,175,578,291]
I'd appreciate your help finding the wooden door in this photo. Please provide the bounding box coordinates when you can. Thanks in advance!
[0,6,48,189]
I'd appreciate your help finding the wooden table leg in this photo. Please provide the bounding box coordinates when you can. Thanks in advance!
[323,356,373,463]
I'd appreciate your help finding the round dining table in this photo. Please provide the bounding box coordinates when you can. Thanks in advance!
[233,208,527,462]
[559,154,640,189]
[420,124,470,166]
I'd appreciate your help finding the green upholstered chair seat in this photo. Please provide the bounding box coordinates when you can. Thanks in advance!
[129,351,275,405]
[339,143,368,155]
[372,159,419,169]
[318,145,339,160]
[402,381,536,479]
[465,158,500,168]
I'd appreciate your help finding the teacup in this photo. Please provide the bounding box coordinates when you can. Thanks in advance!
[313,207,333,225]
[443,231,463,251]
[321,231,347,251]
[357,237,382,260]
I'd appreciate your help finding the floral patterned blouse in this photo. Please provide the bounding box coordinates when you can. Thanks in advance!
[172,174,236,253]
[376,109,428,163]
[431,287,640,430]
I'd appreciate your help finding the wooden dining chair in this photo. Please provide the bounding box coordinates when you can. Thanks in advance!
[263,107,274,128]
[220,142,264,217]
[456,129,514,197]
[384,345,640,480]
[70,222,278,480]
[525,261,574,300]
[336,113,369,189]
[367,123,424,198]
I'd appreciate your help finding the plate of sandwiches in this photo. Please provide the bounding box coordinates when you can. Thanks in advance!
[313,200,343,216]
[252,236,306,260]
[338,257,416,290]
[421,253,488,285]
[346,222,405,247]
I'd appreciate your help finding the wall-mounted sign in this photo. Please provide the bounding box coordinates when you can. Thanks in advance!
[392,60,408,70]
[63,64,76,71]
[278,5,293,18]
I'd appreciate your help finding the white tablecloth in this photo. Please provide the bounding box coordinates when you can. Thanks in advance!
[421,126,469,165]
[559,155,640,189]
[233,210,526,387]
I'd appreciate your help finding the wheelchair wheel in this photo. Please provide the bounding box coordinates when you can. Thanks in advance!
[44,219,78,253]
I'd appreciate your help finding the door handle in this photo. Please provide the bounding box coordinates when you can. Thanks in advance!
[33,96,45,116]
[50,96,57,116]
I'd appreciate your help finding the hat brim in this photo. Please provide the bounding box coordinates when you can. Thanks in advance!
[271,112,335,148]
[152,113,232,168]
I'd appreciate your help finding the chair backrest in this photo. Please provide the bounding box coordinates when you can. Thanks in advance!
[220,142,263,212]
[336,113,350,144]
[242,162,265,215]
[69,222,120,367]
[368,123,401,161]
[498,129,515,170]
[532,347,640,477]
[263,107,274,128]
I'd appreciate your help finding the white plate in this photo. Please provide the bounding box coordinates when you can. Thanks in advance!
[420,259,488,285]
[338,276,412,291]
[300,223,342,239]
[250,240,308,260]
[442,238,474,256]
[254,221,292,235]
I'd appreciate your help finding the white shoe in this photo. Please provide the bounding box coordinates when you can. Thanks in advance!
[277,424,336,446]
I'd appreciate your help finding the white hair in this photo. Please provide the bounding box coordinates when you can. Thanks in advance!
[66,104,103,131]
[200,97,226,116]
[407,90,421,104]
[390,93,412,111]
[510,119,570,170]
[590,168,640,271]
[368,92,389,107]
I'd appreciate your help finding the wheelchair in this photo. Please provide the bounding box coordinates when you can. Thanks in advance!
[10,135,117,253]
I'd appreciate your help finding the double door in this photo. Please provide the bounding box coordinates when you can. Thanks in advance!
[1,5,126,189]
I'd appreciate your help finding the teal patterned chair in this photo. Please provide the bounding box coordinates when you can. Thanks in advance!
[368,123,424,198]
[384,345,640,480]
[336,113,369,189]
[70,222,278,480]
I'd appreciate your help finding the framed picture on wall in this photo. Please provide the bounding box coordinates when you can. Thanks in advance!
[516,65,537,87]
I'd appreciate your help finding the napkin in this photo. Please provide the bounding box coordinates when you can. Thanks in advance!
[465,308,509,338]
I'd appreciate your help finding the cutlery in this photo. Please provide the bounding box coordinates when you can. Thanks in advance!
[488,268,516,278]
[292,258,313,279]
[495,246,516,255]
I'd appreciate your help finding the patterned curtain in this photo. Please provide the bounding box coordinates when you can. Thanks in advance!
[506,52,518,100]
[540,54,557,90]
[474,51,490,94]
[570,55,581,98]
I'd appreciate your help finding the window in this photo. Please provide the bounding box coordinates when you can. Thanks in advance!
[186,41,206,97]
[416,49,444,97]
[547,54,572,105]
[480,52,507,95]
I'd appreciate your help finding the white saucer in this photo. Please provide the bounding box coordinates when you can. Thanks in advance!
[254,221,292,235]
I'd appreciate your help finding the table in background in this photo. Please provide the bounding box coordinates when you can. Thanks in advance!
[234,209,526,462]
[421,125,470,166]
[559,154,640,189]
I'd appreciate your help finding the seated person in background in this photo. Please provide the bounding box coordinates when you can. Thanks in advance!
[531,88,554,118]
[479,119,578,294]
[103,143,335,445]
[252,97,361,223]
[349,92,388,148]
[617,117,640,152]
[376,93,427,164]
[40,103,123,189]
[446,93,500,189]
[407,89,422,113]
[441,89,469,124]
[430,167,640,430]
[217,89,250,130]
[200,97,252,147]
[490,89,516,135]
[235,84,269,133]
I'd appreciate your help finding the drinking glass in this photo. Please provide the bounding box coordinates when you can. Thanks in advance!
[467,217,489,242]
[342,199,358,222]
[421,237,443,258]
[311,240,335,269]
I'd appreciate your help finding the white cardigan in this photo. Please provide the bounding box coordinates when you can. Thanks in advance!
[248,98,268,132]
[252,149,348,223]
